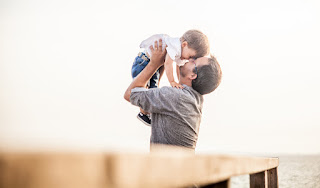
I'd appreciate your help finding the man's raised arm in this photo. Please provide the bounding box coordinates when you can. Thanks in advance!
[124,40,166,102]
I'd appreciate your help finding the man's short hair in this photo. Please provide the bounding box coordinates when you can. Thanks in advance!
[192,55,222,95]
[181,30,210,58]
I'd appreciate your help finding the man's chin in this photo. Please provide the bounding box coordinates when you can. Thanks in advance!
[179,66,186,78]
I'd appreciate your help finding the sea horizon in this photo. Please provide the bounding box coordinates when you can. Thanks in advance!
[231,154,320,188]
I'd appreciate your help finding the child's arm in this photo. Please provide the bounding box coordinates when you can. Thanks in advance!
[176,64,180,81]
[164,54,184,89]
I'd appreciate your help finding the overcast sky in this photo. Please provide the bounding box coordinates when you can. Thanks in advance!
[1,0,319,154]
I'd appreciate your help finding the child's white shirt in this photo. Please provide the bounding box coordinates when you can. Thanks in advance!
[139,34,187,66]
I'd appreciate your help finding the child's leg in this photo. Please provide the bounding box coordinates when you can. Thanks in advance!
[131,53,149,79]
[140,108,148,115]
[131,52,152,125]
[149,67,161,89]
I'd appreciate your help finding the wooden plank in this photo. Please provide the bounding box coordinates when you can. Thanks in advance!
[250,171,267,188]
[0,146,279,188]
[267,168,278,188]
[106,146,279,188]
[0,152,108,188]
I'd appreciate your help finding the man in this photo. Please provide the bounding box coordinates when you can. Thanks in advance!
[124,40,222,150]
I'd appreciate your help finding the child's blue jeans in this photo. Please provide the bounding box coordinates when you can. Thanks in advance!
[131,52,160,88]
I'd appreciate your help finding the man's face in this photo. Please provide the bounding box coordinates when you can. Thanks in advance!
[179,57,209,78]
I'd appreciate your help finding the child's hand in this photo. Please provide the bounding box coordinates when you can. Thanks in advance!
[170,81,184,89]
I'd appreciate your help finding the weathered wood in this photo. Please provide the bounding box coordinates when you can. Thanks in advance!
[0,153,108,188]
[267,168,278,188]
[250,171,267,188]
[107,149,278,188]
[0,146,279,188]
[199,179,230,188]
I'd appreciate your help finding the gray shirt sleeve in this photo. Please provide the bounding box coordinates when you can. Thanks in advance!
[130,87,179,114]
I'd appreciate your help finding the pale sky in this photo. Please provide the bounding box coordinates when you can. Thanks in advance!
[0,0,319,154]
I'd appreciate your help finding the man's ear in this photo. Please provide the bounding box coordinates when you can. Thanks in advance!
[189,73,197,80]
[182,41,188,48]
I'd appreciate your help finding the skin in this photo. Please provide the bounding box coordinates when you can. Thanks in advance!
[180,41,197,59]
[164,41,197,89]
[178,57,209,86]
[124,39,210,102]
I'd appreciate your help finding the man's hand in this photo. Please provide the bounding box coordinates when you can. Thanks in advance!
[149,39,166,67]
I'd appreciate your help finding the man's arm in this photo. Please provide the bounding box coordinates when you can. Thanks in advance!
[124,40,166,102]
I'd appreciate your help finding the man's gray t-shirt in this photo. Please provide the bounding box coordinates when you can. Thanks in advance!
[130,84,203,149]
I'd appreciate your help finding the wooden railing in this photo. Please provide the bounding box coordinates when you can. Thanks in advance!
[0,146,279,188]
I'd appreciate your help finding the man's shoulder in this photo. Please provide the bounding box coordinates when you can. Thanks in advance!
[151,86,177,96]
[145,85,200,98]
[157,86,198,100]
[157,86,183,93]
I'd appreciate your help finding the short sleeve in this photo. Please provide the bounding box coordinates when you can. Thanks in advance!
[166,46,178,60]
[130,87,179,114]
[165,37,181,61]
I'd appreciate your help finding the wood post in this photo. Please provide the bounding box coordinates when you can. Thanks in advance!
[250,167,278,188]
[250,171,267,188]
[199,179,230,188]
[267,168,278,188]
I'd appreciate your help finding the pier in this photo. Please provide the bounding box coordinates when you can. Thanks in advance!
[0,145,279,188]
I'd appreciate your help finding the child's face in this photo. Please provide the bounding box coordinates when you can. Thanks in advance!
[181,45,197,60]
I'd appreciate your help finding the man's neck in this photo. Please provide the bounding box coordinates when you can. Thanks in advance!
[179,77,192,87]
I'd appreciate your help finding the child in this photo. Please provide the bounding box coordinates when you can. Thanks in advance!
[131,29,210,125]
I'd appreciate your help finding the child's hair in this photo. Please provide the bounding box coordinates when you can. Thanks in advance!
[181,30,210,58]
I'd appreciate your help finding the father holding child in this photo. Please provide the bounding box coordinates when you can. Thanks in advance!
[131,30,210,125]
[124,32,222,151]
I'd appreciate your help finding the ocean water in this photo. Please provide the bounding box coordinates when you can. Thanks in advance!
[230,155,320,188]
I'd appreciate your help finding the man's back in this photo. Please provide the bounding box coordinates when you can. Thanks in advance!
[130,85,203,149]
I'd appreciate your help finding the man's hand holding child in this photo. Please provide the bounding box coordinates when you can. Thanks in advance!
[149,39,166,68]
